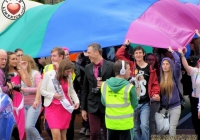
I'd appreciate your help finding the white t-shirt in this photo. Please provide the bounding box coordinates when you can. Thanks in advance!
[190,67,200,98]
[189,67,200,111]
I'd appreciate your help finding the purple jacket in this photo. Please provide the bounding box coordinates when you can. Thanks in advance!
[160,52,181,109]
[0,69,9,94]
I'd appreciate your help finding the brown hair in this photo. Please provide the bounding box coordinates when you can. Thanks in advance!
[21,55,38,75]
[57,59,74,83]
[113,60,129,76]
[4,51,16,76]
[51,47,65,58]
[160,60,174,97]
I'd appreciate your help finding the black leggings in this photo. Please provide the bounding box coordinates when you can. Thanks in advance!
[189,96,200,140]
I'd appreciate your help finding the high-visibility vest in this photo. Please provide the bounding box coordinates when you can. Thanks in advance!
[43,64,76,81]
[101,82,134,130]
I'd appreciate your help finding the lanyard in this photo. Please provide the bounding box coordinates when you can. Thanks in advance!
[194,71,199,97]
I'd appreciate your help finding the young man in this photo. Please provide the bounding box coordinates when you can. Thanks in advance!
[43,47,65,74]
[116,40,160,139]
[81,43,115,140]
[101,60,138,140]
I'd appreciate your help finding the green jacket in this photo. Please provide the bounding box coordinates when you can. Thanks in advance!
[101,77,138,109]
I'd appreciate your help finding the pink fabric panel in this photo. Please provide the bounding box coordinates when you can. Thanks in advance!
[125,0,200,49]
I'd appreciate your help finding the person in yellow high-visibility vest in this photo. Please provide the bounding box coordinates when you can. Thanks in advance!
[43,47,76,81]
[101,60,138,140]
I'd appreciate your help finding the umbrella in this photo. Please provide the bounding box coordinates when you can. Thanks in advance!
[0,0,199,58]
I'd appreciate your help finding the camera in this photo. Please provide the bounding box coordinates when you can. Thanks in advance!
[91,88,100,94]
[6,73,17,83]
[13,85,21,92]
[6,73,21,92]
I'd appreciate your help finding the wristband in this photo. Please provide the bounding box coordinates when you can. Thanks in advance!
[123,44,128,47]
[180,54,185,57]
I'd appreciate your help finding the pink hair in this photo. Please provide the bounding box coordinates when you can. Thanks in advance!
[62,47,69,52]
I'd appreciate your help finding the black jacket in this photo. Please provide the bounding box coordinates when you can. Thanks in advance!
[81,59,115,113]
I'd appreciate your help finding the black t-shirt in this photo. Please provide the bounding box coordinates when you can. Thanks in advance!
[136,64,150,104]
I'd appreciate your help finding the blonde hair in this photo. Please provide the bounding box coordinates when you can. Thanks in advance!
[21,55,38,75]
[160,60,174,98]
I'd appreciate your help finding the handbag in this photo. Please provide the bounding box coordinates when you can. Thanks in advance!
[155,96,170,135]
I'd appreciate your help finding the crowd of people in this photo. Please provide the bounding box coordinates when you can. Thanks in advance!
[0,30,200,140]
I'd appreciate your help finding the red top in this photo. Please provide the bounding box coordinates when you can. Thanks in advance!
[116,45,160,98]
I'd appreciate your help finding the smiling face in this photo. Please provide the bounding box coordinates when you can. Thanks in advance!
[87,46,98,63]
[162,60,171,72]
[9,54,18,68]
[51,50,63,64]
[133,49,145,62]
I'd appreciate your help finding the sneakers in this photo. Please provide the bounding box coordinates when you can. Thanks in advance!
[85,129,90,137]
[79,127,86,135]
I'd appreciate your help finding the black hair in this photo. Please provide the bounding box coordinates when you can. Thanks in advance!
[132,46,146,55]
[14,48,23,53]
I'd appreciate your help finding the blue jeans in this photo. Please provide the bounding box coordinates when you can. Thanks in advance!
[25,104,43,140]
[134,102,150,140]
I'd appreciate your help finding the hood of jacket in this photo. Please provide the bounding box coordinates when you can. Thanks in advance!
[106,77,130,93]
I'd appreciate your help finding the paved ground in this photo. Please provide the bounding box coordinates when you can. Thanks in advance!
[40,115,196,140]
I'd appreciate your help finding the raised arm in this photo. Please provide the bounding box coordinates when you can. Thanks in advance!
[18,61,32,87]
[116,39,131,61]
[195,29,200,38]
[178,48,192,75]
[168,47,181,77]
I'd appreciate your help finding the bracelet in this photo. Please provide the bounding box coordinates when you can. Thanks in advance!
[180,54,185,57]
[123,44,129,47]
